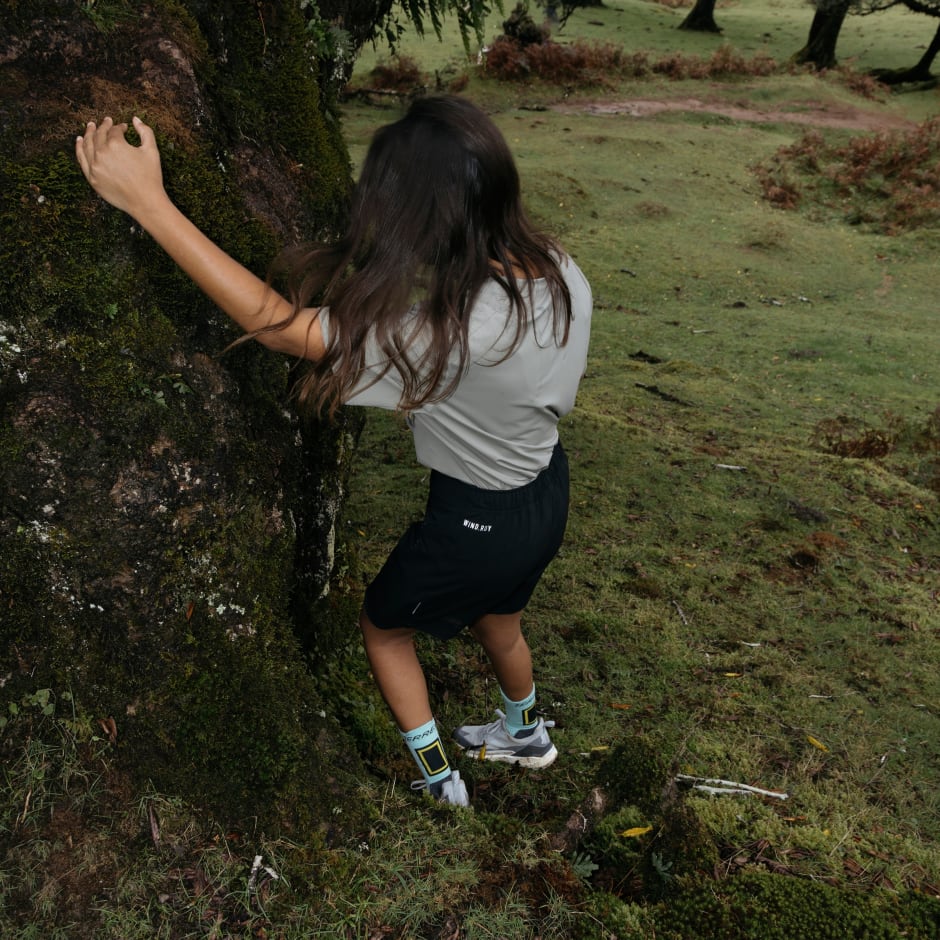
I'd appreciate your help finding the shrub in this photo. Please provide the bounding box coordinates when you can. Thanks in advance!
[367,54,427,92]
[653,45,777,80]
[485,36,633,85]
[812,414,902,459]
[754,119,940,233]
[483,40,777,86]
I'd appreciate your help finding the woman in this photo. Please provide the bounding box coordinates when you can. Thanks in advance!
[76,96,592,807]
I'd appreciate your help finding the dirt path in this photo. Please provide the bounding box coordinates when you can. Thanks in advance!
[556,96,918,131]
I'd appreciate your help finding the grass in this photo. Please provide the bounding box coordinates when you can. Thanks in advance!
[3,0,940,936]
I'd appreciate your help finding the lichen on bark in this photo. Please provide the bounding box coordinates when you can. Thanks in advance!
[0,0,366,828]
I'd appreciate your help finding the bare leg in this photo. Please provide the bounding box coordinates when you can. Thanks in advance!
[359,610,432,732]
[469,611,533,702]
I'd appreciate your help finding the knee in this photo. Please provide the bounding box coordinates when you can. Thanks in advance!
[360,609,414,653]
[472,614,526,657]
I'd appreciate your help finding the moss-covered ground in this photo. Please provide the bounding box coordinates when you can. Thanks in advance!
[2,0,939,936]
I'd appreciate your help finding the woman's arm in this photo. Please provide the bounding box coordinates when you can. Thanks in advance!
[75,116,324,361]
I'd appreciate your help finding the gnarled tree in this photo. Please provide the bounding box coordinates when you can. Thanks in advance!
[871,0,940,84]
[791,0,940,74]
[0,0,365,829]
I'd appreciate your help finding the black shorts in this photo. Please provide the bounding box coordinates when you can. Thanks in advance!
[364,442,569,640]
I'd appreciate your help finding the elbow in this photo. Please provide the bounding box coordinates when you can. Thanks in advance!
[249,307,324,361]
[254,330,290,355]
[254,327,323,362]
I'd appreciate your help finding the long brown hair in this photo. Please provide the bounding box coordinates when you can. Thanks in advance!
[268,95,572,418]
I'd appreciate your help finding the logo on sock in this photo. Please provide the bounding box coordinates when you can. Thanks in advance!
[407,724,437,743]
[417,739,450,777]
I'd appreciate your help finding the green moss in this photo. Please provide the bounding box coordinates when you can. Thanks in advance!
[576,892,657,939]
[583,806,649,889]
[0,517,67,645]
[598,733,673,814]
[902,892,940,937]
[0,153,130,318]
[159,142,277,274]
[650,872,935,940]
[179,0,351,234]
[645,801,719,896]
[144,631,311,807]
[588,731,721,904]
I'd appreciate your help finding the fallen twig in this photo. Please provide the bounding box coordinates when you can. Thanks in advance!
[248,854,279,891]
[634,383,691,406]
[148,801,160,848]
[676,774,788,800]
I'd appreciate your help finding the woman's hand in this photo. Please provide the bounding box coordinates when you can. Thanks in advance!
[74,115,325,360]
[75,116,168,221]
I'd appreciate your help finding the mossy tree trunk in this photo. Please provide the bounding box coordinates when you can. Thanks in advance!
[793,1,851,70]
[678,0,722,34]
[0,0,365,828]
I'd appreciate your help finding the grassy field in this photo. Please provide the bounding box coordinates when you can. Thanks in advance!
[3,0,939,936]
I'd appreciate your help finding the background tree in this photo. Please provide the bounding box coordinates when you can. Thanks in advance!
[792,0,853,69]
[871,1,940,83]
[792,0,940,75]
[678,0,722,34]
[677,0,856,65]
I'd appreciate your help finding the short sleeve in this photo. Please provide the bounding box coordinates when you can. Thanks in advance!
[318,306,406,410]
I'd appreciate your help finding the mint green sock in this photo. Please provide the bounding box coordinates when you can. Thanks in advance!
[501,685,537,736]
[401,718,452,786]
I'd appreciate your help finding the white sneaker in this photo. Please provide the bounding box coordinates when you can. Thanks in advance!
[411,770,470,807]
[453,710,558,768]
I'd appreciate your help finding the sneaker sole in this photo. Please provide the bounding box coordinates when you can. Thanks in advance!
[461,743,558,769]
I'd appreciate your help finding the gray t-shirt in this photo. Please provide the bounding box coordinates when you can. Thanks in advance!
[320,256,592,490]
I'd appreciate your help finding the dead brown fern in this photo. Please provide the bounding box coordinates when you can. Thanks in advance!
[754,120,940,233]
[366,55,426,92]
[483,40,777,85]
[812,415,902,459]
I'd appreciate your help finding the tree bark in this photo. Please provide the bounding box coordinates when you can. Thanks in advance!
[793,2,851,70]
[0,0,365,829]
[679,0,722,34]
